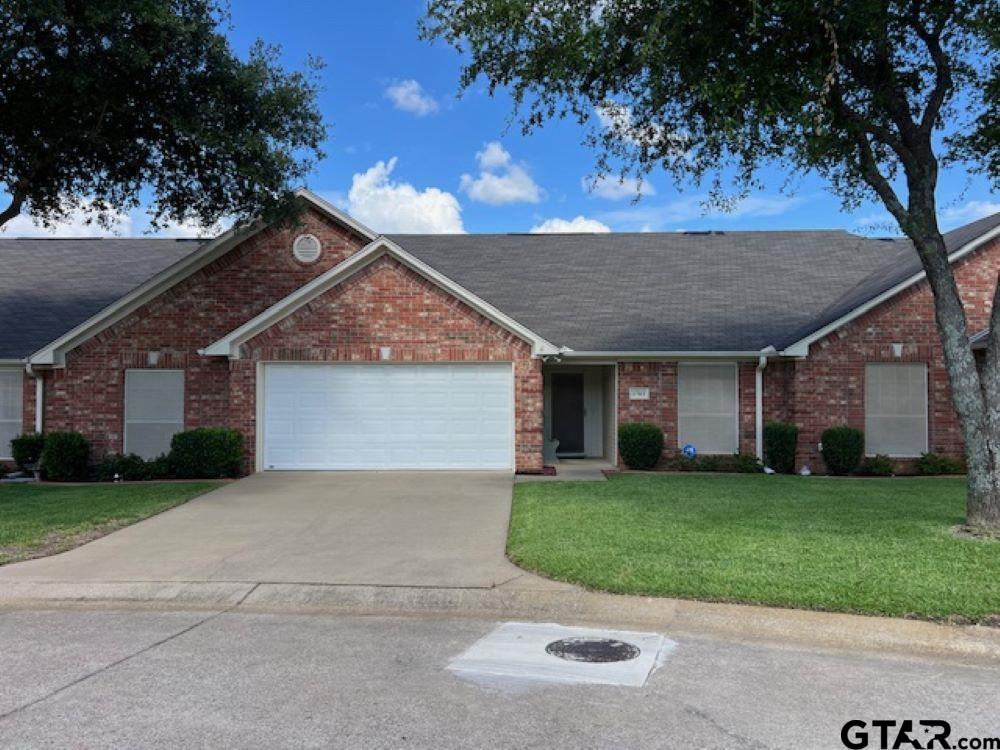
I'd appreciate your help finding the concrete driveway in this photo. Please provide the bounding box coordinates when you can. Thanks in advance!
[0,472,529,588]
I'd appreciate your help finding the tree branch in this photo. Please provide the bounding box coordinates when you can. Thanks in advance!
[912,21,952,134]
[852,130,909,226]
[0,186,28,229]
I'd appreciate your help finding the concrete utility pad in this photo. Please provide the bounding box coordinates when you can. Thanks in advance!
[448,622,674,688]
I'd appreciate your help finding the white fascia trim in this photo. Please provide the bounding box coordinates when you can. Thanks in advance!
[200,237,560,358]
[0,359,25,366]
[26,222,263,367]
[293,188,378,241]
[779,223,1000,358]
[25,189,376,368]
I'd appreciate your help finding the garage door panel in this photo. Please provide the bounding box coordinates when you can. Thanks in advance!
[262,363,513,470]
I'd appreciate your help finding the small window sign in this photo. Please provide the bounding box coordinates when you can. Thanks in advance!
[629,386,650,401]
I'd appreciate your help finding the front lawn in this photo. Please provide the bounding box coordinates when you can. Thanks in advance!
[509,474,1000,622]
[0,482,221,565]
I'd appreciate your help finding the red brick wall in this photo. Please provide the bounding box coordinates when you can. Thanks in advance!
[779,237,999,472]
[239,256,542,471]
[617,362,678,454]
[37,207,368,458]
[613,238,999,471]
[616,361,756,461]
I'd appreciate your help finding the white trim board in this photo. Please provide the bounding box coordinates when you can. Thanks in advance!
[201,237,560,358]
[779,223,1000,357]
[26,189,378,368]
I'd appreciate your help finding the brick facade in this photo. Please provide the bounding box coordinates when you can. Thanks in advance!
[14,208,997,476]
[236,256,542,471]
[32,207,367,460]
[781,236,999,471]
[612,237,999,472]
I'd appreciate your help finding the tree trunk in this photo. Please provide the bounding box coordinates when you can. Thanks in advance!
[908,212,1000,532]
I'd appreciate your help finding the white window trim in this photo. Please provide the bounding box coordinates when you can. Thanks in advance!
[864,363,929,458]
[123,369,185,458]
[0,368,24,460]
[677,361,740,455]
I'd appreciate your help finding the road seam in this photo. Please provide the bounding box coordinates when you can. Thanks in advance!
[0,582,261,722]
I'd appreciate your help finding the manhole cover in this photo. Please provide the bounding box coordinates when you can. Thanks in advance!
[545,637,641,663]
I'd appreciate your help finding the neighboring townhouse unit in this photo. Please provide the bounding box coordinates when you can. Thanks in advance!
[1,190,998,474]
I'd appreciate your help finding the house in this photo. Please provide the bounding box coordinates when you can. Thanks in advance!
[1,190,998,474]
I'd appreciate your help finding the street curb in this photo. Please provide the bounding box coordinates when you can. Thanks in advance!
[2,580,998,666]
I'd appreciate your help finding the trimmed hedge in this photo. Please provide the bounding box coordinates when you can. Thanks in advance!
[820,427,865,475]
[11,432,45,471]
[914,452,965,476]
[662,451,762,473]
[763,422,798,474]
[857,454,895,477]
[169,428,244,478]
[618,422,664,470]
[40,431,91,481]
[96,453,171,482]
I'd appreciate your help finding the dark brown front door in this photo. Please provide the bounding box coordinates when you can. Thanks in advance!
[552,373,585,455]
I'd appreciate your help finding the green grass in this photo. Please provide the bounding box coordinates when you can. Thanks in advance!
[509,474,1000,621]
[0,482,221,565]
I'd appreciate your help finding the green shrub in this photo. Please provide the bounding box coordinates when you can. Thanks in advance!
[169,427,244,478]
[618,422,665,470]
[96,453,171,482]
[914,452,965,476]
[40,431,91,481]
[11,432,45,471]
[820,427,865,475]
[662,451,762,473]
[763,422,798,474]
[857,454,895,477]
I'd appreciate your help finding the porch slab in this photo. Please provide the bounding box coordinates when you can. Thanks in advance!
[516,459,612,482]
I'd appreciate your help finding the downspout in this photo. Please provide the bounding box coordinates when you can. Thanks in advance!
[755,346,777,461]
[24,363,43,433]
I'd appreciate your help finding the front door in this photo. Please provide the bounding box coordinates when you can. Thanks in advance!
[552,373,585,455]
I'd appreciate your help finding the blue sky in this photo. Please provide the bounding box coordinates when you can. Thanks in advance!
[5,0,997,238]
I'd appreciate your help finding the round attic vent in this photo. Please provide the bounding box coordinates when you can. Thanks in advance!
[292,233,322,263]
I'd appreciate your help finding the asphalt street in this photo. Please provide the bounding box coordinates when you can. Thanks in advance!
[1,607,997,749]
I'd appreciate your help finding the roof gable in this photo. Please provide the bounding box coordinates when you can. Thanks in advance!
[200,238,560,358]
[14,190,376,365]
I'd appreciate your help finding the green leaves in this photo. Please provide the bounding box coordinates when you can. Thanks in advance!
[0,0,327,231]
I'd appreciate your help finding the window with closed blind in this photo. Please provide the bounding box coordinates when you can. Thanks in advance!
[0,369,23,459]
[124,370,184,459]
[677,363,738,454]
[864,363,928,457]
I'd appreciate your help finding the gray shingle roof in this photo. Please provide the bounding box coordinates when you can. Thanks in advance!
[1,212,997,359]
[0,238,203,358]
[391,213,1000,352]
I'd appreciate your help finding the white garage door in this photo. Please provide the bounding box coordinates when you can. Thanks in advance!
[262,363,514,470]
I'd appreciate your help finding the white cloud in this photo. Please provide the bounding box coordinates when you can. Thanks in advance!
[460,142,542,205]
[346,157,464,233]
[530,215,611,233]
[941,200,1000,226]
[384,79,439,116]
[583,174,655,201]
[0,200,132,236]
